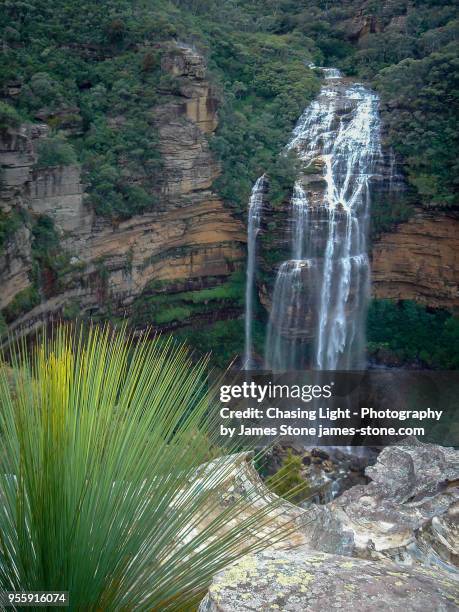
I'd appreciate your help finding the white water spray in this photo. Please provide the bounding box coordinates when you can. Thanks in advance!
[243,175,267,369]
[264,71,381,371]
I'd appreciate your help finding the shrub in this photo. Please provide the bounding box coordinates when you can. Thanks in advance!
[35,136,77,168]
[2,286,40,323]
[266,450,310,503]
[0,101,21,132]
[0,211,22,254]
[30,214,72,296]
[0,325,296,609]
[367,299,459,368]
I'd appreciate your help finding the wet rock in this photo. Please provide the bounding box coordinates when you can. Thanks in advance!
[349,460,362,472]
[333,449,347,462]
[299,448,374,500]
[335,470,370,494]
[283,441,305,456]
[199,548,459,611]
[260,444,286,476]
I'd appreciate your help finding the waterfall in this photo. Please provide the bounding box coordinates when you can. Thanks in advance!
[264,71,381,371]
[243,175,267,369]
[264,182,315,370]
[321,67,342,79]
[292,182,309,260]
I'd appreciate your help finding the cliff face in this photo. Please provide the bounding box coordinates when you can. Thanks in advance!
[0,45,246,333]
[372,209,459,310]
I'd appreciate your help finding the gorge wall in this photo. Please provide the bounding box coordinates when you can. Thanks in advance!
[372,209,459,311]
[0,45,246,335]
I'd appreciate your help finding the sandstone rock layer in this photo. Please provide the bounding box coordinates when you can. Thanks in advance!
[372,209,459,310]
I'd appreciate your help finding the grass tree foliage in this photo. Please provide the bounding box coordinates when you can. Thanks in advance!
[0,0,457,366]
[0,325,298,610]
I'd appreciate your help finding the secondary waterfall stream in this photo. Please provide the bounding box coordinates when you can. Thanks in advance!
[245,69,382,371]
[243,174,267,369]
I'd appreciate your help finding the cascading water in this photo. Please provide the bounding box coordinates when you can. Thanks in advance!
[243,175,267,369]
[263,69,382,371]
[264,182,317,371]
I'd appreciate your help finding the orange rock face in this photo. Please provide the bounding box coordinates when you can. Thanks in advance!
[372,209,459,310]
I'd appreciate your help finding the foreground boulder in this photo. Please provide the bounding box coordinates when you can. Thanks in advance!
[199,548,459,611]
[328,439,459,564]
[199,440,458,610]
[182,452,353,555]
[195,441,458,565]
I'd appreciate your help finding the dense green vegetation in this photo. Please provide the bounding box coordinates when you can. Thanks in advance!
[0,100,21,131]
[207,33,319,208]
[176,318,266,369]
[2,286,40,324]
[35,135,77,168]
[367,299,459,368]
[131,271,267,369]
[374,49,457,207]
[1,0,166,218]
[0,209,22,254]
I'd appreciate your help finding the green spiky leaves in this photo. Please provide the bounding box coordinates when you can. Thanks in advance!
[0,325,298,610]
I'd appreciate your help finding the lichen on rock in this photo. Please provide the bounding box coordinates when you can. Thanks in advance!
[199,440,459,610]
[199,548,459,611]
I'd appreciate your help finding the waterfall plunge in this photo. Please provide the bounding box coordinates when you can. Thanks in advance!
[263,74,381,371]
[243,175,267,369]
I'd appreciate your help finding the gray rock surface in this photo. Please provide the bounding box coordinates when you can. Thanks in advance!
[199,440,459,610]
[365,439,458,502]
[329,439,459,562]
[178,452,354,556]
[199,548,459,611]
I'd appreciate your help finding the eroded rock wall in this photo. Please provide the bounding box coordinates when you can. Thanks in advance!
[0,45,245,333]
[372,209,459,310]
